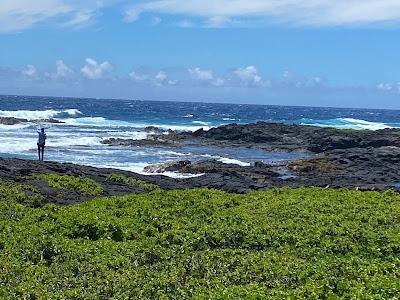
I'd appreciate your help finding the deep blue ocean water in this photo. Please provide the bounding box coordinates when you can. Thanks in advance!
[1,95,400,177]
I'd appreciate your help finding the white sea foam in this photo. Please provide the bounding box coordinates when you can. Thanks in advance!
[0,124,32,130]
[217,157,251,166]
[48,136,102,147]
[62,117,211,132]
[109,131,148,140]
[300,118,394,131]
[192,121,210,126]
[87,161,204,178]
[339,118,392,130]
[0,109,82,120]
[159,172,205,179]
[0,137,37,153]
[154,150,192,157]
[62,117,137,127]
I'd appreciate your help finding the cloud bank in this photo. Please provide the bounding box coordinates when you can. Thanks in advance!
[1,59,399,109]
[2,0,400,33]
[125,0,400,27]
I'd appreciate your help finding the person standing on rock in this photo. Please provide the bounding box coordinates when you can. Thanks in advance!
[37,128,46,161]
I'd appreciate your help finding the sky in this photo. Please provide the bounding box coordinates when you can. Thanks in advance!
[1,0,400,108]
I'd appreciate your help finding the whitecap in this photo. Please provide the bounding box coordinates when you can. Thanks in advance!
[300,117,395,131]
[0,137,37,153]
[217,157,251,166]
[192,121,210,126]
[61,118,211,132]
[0,124,32,130]
[48,136,102,148]
[0,109,82,120]
[62,117,137,127]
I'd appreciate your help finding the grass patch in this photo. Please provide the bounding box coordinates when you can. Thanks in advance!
[107,174,159,191]
[0,186,399,298]
[34,173,103,197]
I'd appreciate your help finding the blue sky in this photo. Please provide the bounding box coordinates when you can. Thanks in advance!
[1,0,400,108]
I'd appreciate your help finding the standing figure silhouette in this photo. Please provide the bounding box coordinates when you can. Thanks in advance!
[37,128,46,161]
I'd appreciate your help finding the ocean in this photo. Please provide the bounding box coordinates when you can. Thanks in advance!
[1,95,400,177]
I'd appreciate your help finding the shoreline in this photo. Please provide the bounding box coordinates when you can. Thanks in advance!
[2,120,400,206]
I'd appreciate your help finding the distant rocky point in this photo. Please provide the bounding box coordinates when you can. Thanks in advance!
[0,117,64,125]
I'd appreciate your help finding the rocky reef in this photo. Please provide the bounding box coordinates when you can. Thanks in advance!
[0,117,64,125]
[2,122,400,200]
[101,122,400,192]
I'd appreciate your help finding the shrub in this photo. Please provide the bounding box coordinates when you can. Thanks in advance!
[0,187,400,298]
[35,174,103,197]
[107,174,159,191]
[0,181,43,207]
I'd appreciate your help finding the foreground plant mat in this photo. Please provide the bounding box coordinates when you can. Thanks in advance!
[0,185,399,299]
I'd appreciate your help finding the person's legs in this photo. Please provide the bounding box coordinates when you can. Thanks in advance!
[37,144,41,160]
[41,146,45,161]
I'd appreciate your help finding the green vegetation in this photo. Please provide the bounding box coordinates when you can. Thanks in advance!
[0,184,399,299]
[107,174,159,191]
[332,128,359,133]
[35,173,103,197]
[390,129,400,136]
[0,181,43,207]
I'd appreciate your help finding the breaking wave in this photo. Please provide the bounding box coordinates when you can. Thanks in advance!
[299,117,399,130]
[0,109,83,120]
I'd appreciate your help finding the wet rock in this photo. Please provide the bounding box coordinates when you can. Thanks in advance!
[4,121,400,202]
[144,160,192,173]
[0,117,64,125]
[33,119,65,124]
[0,117,28,125]
[144,126,165,133]
[101,138,176,147]
[180,122,400,153]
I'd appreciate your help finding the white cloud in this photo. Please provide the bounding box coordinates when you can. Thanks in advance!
[0,0,109,33]
[130,69,178,86]
[378,83,394,91]
[189,67,225,86]
[129,71,148,81]
[189,68,214,81]
[125,0,400,27]
[205,16,231,28]
[176,19,196,28]
[21,65,38,78]
[3,0,400,33]
[81,58,112,79]
[377,82,400,92]
[123,8,140,22]
[61,9,96,29]
[0,0,70,33]
[234,66,262,86]
[168,79,178,85]
[155,71,167,82]
[53,60,74,78]
[280,71,326,88]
